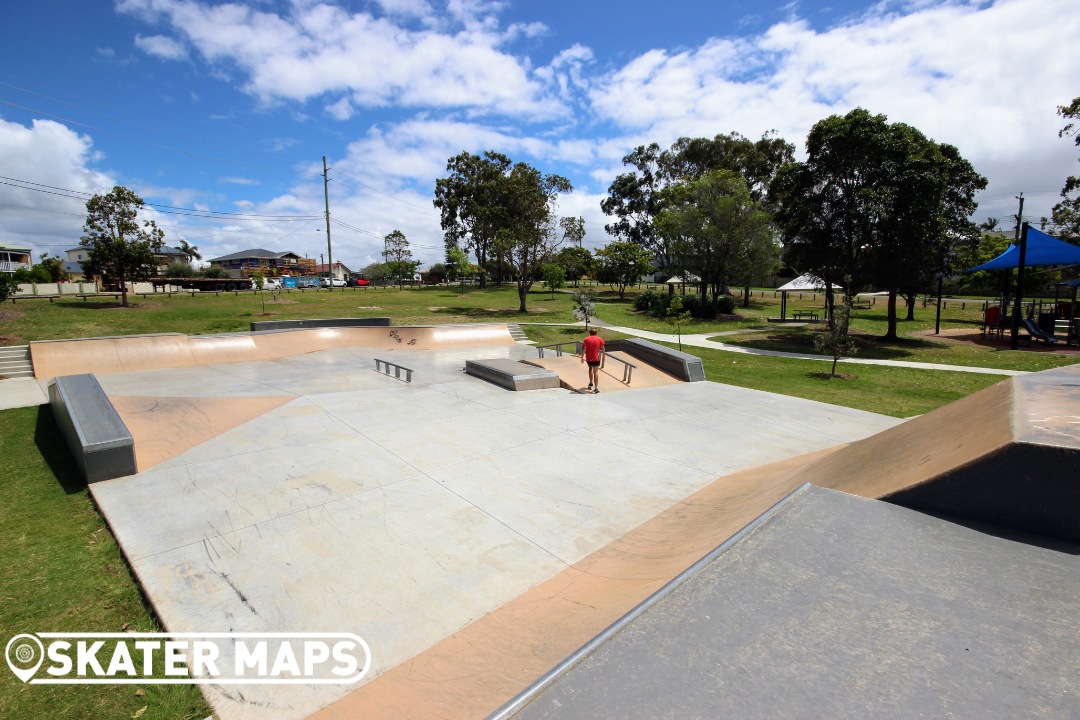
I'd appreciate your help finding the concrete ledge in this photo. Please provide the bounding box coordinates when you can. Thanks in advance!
[250,317,392,331]
[606,338,705,382]
[465,359,561,391]
[48,374,137,483]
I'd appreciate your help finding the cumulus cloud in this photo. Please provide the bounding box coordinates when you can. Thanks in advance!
[134,33,189,60]
[118,0,564,118]
[0,118,115,259]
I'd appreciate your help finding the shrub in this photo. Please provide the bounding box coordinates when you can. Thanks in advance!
[633,289,665,314]
[716,294,737,314]
[201,266,229,279]
[164,261,196,278]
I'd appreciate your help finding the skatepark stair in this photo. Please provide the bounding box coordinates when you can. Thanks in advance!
[0,345,33,379]
[507,324,534,344]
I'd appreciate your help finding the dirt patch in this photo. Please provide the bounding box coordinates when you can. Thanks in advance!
[255,312,280,317]
[0,310,24,323]
[0,335,21,346]
[910,327,1080,353]
[810,371,858,380]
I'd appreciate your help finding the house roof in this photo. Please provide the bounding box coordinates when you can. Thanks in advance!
[0,241,31,253]
[209,248,302,263]
[314,262,352,273]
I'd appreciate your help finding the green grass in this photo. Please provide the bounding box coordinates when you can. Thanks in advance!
[0,284,577,344]
[0,406,213,720]
[521,324,1003,418]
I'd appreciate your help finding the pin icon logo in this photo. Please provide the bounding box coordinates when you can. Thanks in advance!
[6,634,44,683]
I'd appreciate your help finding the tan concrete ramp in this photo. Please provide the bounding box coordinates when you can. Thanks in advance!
[30,324,515,379]
[527,350,683,393]
[110,395,297,471]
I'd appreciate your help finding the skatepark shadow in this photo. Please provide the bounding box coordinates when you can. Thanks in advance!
[917,509,1080,555]
[34,406,86,494]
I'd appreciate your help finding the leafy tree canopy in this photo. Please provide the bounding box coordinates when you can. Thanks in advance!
[80,185,165,307]
[1052,97,1080,239]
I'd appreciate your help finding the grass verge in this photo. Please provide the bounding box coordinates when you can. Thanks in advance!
[0,406,213,720]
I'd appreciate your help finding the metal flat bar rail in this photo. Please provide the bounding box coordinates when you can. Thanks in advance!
[373,358,413,383]
[536,341,582,359]
[601,353,637,385]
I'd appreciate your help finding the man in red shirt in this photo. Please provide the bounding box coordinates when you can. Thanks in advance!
[580,328,606,393]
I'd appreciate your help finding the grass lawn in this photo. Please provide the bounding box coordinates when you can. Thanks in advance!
[0,406,212,720]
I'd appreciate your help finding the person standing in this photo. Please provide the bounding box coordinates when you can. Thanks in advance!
[580,327,605,393]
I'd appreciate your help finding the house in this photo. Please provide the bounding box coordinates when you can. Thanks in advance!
[208,249,316,278]
[0,241,32,274]
[65,245,190,278]
[314,261,352,282]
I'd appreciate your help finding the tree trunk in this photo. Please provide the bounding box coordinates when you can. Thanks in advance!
[905,294,916,321]
[885,288,899,340]
[518,284,528,313]
[743,284,750,308]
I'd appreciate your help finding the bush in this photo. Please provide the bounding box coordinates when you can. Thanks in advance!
[164,261,196,278]
[633,289,665,314]
[716,294,736,314]
[201,266,229,279]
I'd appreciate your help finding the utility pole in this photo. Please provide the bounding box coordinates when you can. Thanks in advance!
[323,156,334,291]
[1009,194,1025,350]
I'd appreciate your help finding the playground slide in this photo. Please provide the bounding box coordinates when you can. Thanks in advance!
[1022,317,1058,343]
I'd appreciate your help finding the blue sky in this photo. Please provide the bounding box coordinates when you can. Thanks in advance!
[1,0,1077,272]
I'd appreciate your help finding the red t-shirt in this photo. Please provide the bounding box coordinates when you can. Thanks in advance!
[582,335,605,362]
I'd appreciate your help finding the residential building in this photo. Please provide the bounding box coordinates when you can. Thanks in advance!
[65,245,190,277]
[208,249,316,278]
[314,261,352,281]
[0,241,32,274]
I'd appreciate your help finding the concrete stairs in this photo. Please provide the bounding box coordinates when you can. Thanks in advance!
[507,324,535,344]
[0,345,34,379]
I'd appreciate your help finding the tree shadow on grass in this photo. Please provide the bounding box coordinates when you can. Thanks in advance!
[55,301,131,310]
[34,405,86,495]
[431,306,540,318]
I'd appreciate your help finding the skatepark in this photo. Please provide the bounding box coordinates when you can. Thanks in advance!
[15,322,1080,719]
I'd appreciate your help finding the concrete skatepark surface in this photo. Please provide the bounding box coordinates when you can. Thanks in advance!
[15,323,1077,719]
[42,324,901,719]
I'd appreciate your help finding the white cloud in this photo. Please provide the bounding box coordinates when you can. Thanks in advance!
[219,176,260,186]
[325,97,354,121]
[0,118,115,259]
[118,0,564,119]
[134,33,189,60]
[375,0,433,20]
[587,0,1080,223]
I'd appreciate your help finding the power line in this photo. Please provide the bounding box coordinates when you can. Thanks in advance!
[0,175,319,220]
[0,99,322,179]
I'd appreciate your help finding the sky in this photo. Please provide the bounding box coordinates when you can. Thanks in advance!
[0,0,1077,272]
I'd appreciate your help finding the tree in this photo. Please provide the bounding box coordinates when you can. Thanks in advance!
[177,239,202,264]
[601,132,794,273]
[665,293,692,351]
[434,151,514,289]
[37,253,69,282]
[80,185,165,307]
[383,229,414,290]
[595,241,653,299]
[361,261,390,283]
[0,273,18,303]
[542,263,566,299]
[771,108,985,339]
[445,246,471,295]
[572,288,597,330]
[556,245,596,286]
[1052,97,1080,239]
[655,170,777,303]
[814,298,858,378]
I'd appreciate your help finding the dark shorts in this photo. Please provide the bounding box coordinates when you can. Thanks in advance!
[587,360,601,367]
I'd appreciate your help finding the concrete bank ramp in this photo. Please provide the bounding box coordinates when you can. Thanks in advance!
[29,324,515,378]
[314,364,1080,719]
[790,363,1080,542]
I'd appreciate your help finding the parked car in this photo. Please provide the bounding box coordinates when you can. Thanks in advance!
[346,276,369,287]
[319,277,346,288]
[262,278,282,290]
